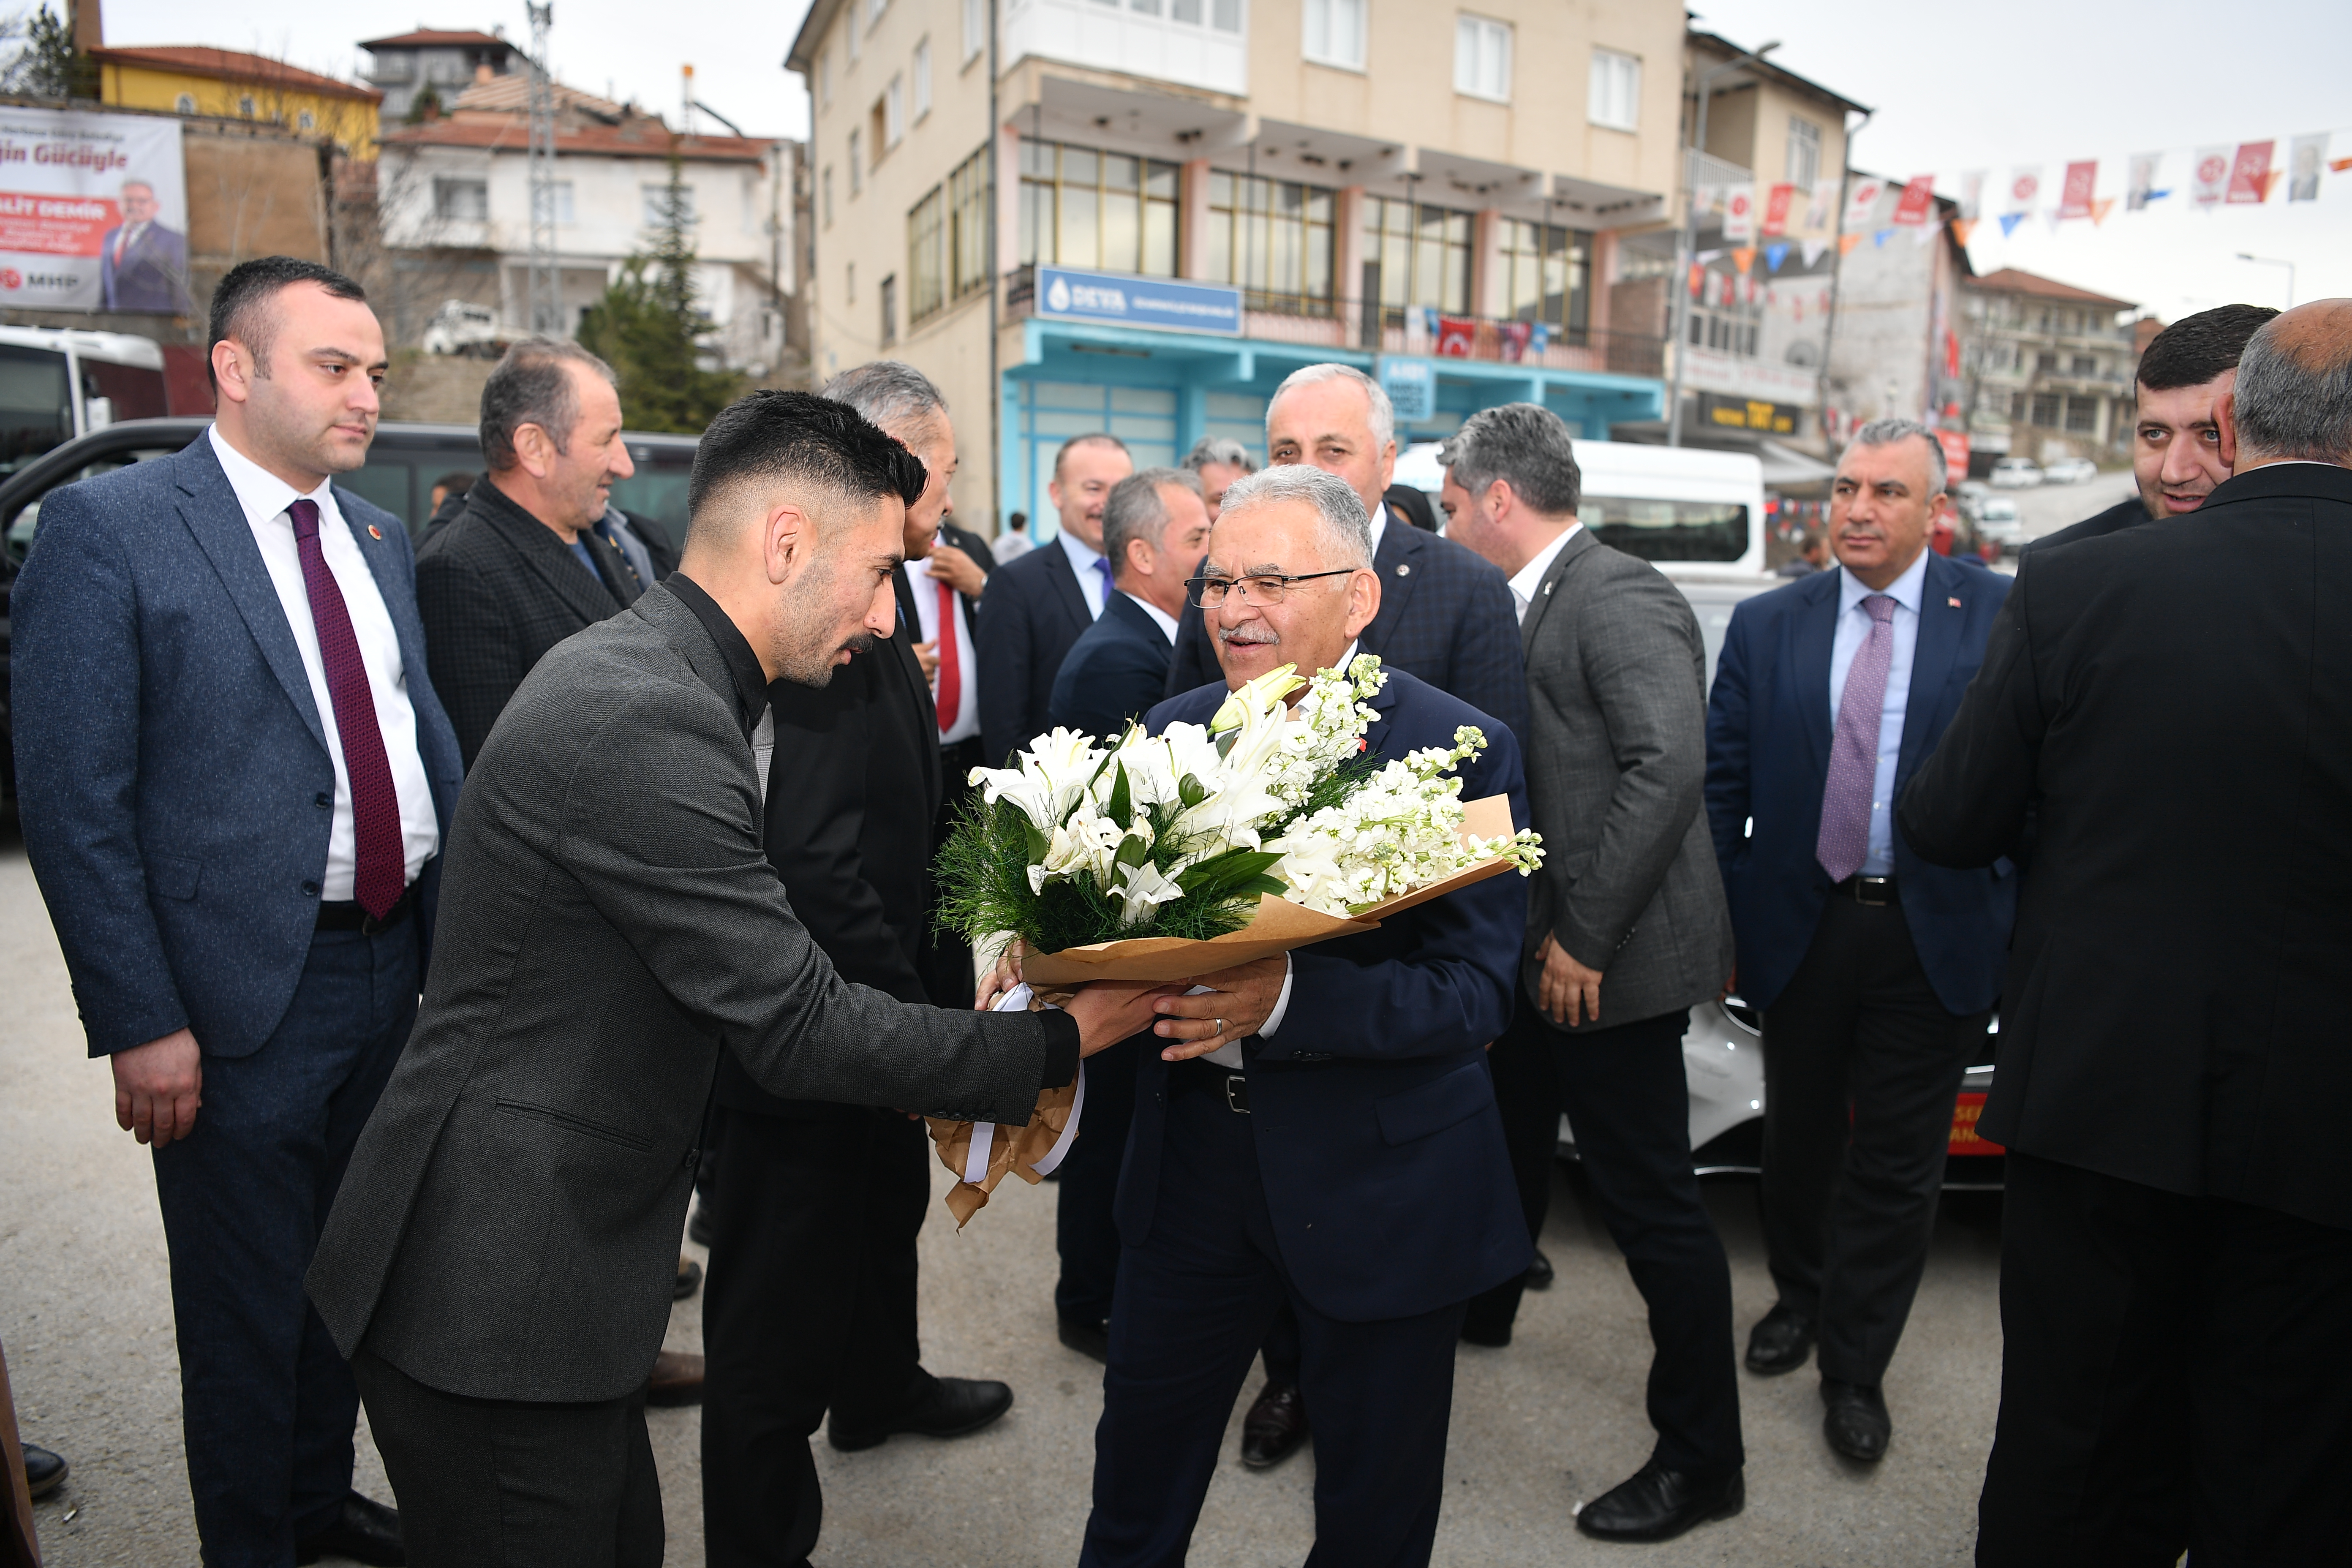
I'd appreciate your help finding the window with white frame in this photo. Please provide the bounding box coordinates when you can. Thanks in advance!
[1454,14,1509,101]
[1302,0,1365,69]
[642,182,697,228]
[885,75,904,146]
[913,39,931,119]
[174,91,196,113]
[534,180,576,224]
[433,177,489,221]
[963,0,985,61]
[1786,117,1821,189]
[1589,48,1639,131]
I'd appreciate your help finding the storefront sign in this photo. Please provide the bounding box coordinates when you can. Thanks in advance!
[1034,265,1241,335]
[1377,357,1436,422]
[1701,393,1800,435]
[0,107,188,314]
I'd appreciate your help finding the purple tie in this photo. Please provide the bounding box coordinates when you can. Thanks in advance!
[1092,555,1114,613]
[1816,593,1896,885]
[290,500,406,919]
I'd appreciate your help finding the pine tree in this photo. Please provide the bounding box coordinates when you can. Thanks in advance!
[578,152,746,434]
[1,4,94,98]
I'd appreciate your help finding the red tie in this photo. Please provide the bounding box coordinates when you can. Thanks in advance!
[290,500,406,919]
[934,576,960,735]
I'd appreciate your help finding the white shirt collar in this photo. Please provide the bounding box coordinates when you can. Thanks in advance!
[1837,546,1930,617]
[209,425,334,532]
[1056,528,1105,571]
[1119,589,1180,643]
[1506,523,1583,615]
[1368,502,1388,558]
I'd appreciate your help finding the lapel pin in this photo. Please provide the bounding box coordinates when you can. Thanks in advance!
[368,525,383,540]
[1947,596,1961,608]
[1396,563,1411,576]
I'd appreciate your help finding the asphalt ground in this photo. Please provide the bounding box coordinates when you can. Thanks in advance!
[1,822,2007,1565]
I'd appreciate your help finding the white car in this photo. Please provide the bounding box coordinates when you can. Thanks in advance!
[2042,457,2099,485]
[1989,457,2044,489]
[420,300,505,357]
[1973,495,2024,546]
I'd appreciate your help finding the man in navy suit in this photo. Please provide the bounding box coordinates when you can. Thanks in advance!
[975,432,1133,763]
[98,178,189,313]
[1043,465,1213,1359]
[12,258,463,1564]
[1070,465,1529,1567]
[1704,419,2014,1464]
[1165,364,1526,748]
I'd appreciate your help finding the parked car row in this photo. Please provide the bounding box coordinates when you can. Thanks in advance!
[1988,455,2100,489]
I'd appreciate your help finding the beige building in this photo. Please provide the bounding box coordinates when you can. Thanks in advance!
[787,0,1690,536]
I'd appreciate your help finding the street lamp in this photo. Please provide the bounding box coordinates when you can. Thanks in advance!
[2236,252,2295,308]
[1667,39,1780,446]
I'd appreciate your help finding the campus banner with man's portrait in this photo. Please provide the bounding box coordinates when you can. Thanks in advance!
[0,107,190,315]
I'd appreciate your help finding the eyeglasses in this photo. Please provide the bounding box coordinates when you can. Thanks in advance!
[1186,569,1356,608]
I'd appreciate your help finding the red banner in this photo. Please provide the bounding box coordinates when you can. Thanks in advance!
[1891,174,1937,226]
[2057,160,2097,220]
[0,192,121,256]
[1949,1092,2004,1155]
[2227,140,2275,204]
[1435,316,1475,357]
[1760,182,1794,237]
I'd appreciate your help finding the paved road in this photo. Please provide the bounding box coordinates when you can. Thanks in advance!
[1,822,2006,1565]
[2002,467,2137,546]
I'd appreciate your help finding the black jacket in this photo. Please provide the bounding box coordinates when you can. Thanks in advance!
[975,535,1094,765]
[1048,590,1173,739]
[2017,493,2149,562]
[415,478,640,768]
[1898,463,2352,1230]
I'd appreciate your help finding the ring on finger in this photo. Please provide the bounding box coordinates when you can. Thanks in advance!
[1214,1017,1227,1038]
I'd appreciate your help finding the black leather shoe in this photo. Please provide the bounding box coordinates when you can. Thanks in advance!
[1575,1460,1744,1542]
[1822,1378,1891,1461]
[673,1255,703,1300]
[295,1492,404,1566]
[1745,1304,1815,1375]
[829,1375,1013,1451]
[1524,1247,1555,1291]
[22,1443,67,1499]
[1239,1382,1310,1470]
[687,1199,715,1248]
[1057,1315,1110,1364]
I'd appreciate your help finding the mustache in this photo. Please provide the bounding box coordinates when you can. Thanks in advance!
[1218,624,1279,646]
[841,631,877,656]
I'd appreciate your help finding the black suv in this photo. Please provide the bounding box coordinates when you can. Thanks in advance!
[0,418,700,803]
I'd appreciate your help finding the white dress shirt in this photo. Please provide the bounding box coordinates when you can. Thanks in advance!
[905,555,980,744]
[1122,590,1180,644]
[1827,549,1929,877]
[209,427,439,898]
[1506,523,1585,623]
[1367,502,1390,559]
[1058,529,1111,621]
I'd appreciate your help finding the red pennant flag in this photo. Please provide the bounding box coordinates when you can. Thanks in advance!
[2058,160,2098,220]
[2227,142,2275,204]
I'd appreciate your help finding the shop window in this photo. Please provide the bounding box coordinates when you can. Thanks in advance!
[1018,138,1179,278]
[1203,172,1335,313]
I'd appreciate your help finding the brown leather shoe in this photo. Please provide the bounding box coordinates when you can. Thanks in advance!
[648,1350,704,1407]
[1239,1381,1309,1470]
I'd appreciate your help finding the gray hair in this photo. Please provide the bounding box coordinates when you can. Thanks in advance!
[1183,436,1256,474]
[480,338,616,471]
[1269,362,1396,451]
[1440,402,1582,516]
[821,359,950,437]
[1214,464,1373,570]
[1845,417,1948,496]
[1101,467,1201,580]
[2232,315,2352,463]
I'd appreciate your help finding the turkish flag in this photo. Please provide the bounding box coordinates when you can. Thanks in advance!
[1436,316,1475,357]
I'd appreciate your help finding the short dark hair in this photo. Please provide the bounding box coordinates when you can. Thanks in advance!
[1008,510,1028,530]
[1441,402,1583,516]
[2137,304,2280,392]
[207,256,367,384]
[1052,432,1127,479]
[433,470,476,494]
[685,390,928,546]
[479,338,616,471]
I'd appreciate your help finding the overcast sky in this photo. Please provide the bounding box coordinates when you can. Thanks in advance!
[103,0,2350,321]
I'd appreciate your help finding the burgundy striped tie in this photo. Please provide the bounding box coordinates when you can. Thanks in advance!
[290,499,405,919]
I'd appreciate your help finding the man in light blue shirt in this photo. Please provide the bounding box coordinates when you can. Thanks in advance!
[1826,543,1927,877]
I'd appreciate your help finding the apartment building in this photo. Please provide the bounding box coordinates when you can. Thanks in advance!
[788,0,1688,536]
[1960,267,2140,464]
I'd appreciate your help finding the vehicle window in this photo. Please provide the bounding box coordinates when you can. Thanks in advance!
[342,461,416,539]
[1582,496,1749,564]
[4,448,180,565]
[0,345,74,476]
[610,462,693,532]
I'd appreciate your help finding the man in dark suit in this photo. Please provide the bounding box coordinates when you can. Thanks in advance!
[1704,419,2015,1467]
[975,432,1133,763]
[904,503,994,1013]
[1165,365,1526,745]
[1440,405,1745,1541]
[414,339,642,767]
[2020,305,2278,563]
[98,179,188,313]
[1901,302,2352,1565]
[305,391,1171,1562]
[1075,464,1529,1568]
[12,257,463,1566]
[1042,465,1213,1359]
[700,363,1018,1567]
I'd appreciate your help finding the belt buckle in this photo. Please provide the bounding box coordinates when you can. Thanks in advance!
[1854,876,1892,907]
[1223,1075,1250,1114]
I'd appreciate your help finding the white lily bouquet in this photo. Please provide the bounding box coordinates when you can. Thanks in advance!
[925,655,1543,1222]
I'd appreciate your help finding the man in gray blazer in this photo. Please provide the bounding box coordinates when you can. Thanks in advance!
[306,391,1168,1563]
[1441,404,1745,1545]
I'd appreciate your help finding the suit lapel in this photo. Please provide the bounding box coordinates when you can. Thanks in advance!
[1518,527,1599,654]
[1897,554,1966,783]
[175,441,330,757]
[1360,667,1407,759]
[892,569,945,808]
[477,494,624,625]
[1361,521,1422,653]
[1043,539,1092,632]
[1794,567,1840,778]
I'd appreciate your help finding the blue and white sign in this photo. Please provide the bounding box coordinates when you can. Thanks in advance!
[1034,266,1242,336]
[1378,357,1437,422]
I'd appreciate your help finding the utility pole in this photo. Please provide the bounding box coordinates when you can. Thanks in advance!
[526,1,561,337]
[1666,38,1777,446]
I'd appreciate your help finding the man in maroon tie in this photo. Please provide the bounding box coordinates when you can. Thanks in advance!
[1703,419,2015,1465]
[11,257,465,1565]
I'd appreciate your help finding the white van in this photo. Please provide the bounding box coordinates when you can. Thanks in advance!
[1394,437,1774,676]
[0,326,171,478]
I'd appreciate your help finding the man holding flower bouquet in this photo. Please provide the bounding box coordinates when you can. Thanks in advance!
[1070,465,1532,1568]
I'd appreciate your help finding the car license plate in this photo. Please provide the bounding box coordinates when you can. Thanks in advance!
[1949,1092,2004,1155]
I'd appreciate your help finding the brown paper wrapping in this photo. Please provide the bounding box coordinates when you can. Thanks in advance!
[926,795,1523,1222]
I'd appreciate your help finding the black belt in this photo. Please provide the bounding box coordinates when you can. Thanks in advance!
[1169,1058,1250,1113]
[316,883,417,934]
[1836,874,1898,907]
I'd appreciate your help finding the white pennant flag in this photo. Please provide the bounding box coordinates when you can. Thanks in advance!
[2191,146,2230,210]
[2004,166,2042,216]
[1804,177,1839,230]
[1957,170,1986,222]
[1800,238,1827,268]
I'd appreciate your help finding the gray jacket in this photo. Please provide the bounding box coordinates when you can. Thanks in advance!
[1518,529,1735,1032]
[308,584,1067,1402]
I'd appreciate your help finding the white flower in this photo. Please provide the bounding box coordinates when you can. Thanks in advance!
[1106,860,1187,926]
